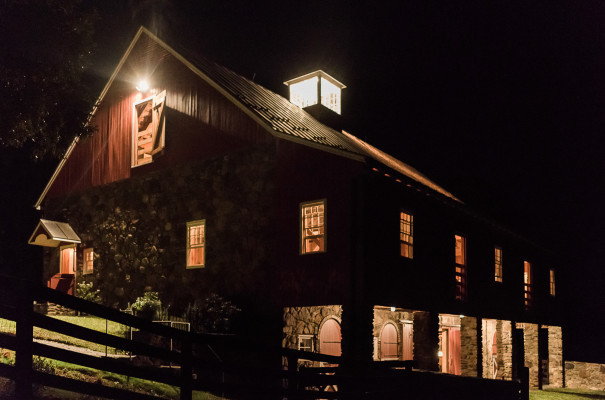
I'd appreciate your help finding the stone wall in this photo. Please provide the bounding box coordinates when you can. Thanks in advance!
[372,307,414,361]
[547,326,563,387]
[498,320,513,380]
[44,146,275,312]
[460,316,478,377]
[482,319,497,378]
[565,361,605,391]
[517,322,539,388]
[282,305,343,351]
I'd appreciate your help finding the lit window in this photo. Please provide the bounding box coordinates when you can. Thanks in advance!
[298,335,314,352]
[132,90,166,167]
[455,235,467,300]
[83,248,94,275]
[320,77,341,114]
[289,77,319,109]
[549,269,555,297]
[494,247,503,282]
[59,245,76,274]
[186,220,205,268]
[524,261,532,308]
[301,200,326,254]
[400,211,413,259]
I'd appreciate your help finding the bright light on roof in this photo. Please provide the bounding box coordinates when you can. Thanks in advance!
[136,80,150,92]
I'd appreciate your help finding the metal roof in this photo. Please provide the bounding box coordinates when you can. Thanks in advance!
[35,27,460,208]
[28,219,81,247]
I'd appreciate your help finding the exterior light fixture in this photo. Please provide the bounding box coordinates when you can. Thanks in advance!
[390,307,396,312]
[459,315,465,319]
[438,351,443,357]
[136,80,150,92]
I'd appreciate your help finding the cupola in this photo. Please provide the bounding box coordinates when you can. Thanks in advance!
[284,70,346,129]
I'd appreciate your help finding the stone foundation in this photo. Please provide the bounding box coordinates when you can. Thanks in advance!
[565,361,605,391]
[282,305,343,350]
[460,316,478,377]
[517,322,539,387]
[547,325,563,387]
[372,306,414,361]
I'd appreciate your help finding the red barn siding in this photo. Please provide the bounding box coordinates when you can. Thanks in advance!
[45,36,271,201]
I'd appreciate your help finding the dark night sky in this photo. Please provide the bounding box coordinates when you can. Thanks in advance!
[9,1,605,361]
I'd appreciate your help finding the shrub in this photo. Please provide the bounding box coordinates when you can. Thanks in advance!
[76,282,101,304]
[131,292,162,320]
[185,293,241,333]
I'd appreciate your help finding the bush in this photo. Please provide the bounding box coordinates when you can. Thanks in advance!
[76,282,101,304]
[185,293,240,333]
[131,292,162,320]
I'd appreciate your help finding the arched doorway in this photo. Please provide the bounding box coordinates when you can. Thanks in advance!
[380,323,399,360]
[319,318,341,356]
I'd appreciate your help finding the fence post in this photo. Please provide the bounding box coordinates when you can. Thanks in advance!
[180,337,193,400]
[286,354,299,400]
[15,279,33,399]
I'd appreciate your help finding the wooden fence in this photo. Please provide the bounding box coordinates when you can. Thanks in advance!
[0,275,526,399]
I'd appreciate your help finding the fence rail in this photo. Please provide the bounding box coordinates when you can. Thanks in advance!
[0,274,526,399]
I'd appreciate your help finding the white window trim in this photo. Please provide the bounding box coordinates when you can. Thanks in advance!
[83,248,94,275]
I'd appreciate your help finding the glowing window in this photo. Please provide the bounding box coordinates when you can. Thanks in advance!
[132,90,166,167]
[494,247,503,282]
[455,235,467,301]
[400,212,413,259]
[524,261,532,308]
[187,220,205,268]
[298,335,314,352]
[83,248,94,275]
[301,200,326,254]
[549,268,555,297]
[289,77,319,109]
[320,77,341,114]
[59,245,75,274]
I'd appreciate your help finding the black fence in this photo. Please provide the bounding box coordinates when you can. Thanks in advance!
[0,275,527,399]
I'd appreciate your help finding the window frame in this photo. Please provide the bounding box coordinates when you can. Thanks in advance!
[400,210,414,259]
[83,248,94,275]
[300,199,327,255]
[549,268,556,297]
[523,260,533,309]
[454,234,467,301]
[494,247,503,283]
[297,334,315,352]
[186,220,206,269]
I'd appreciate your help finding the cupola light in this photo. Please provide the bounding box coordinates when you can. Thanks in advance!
[284,70,346,115]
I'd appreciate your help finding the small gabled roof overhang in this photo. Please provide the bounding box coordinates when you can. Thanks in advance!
[28,219,81,247]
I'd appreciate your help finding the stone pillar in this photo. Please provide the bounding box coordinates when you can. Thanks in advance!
[460,316,478,377]
[548,326,563,387]
[498,320,513,380]
[413,311,439,371]
[520,323,540,388]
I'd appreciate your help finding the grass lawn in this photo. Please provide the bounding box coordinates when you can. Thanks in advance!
[0,316,130,354]
[530,388,605,399]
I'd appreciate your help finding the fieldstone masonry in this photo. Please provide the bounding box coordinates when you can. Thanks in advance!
[517,322,540,388]
[460,316,478,377]
[372,307,414,361]
[282,305,343,351]
[547,326,563,387]
[565,361,605,391]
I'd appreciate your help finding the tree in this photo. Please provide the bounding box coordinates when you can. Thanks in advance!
[0,0,97,160]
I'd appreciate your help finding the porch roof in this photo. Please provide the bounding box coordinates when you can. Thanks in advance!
[28,219,81,247]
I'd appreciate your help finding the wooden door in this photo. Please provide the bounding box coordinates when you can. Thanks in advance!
[402,323,413,361]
